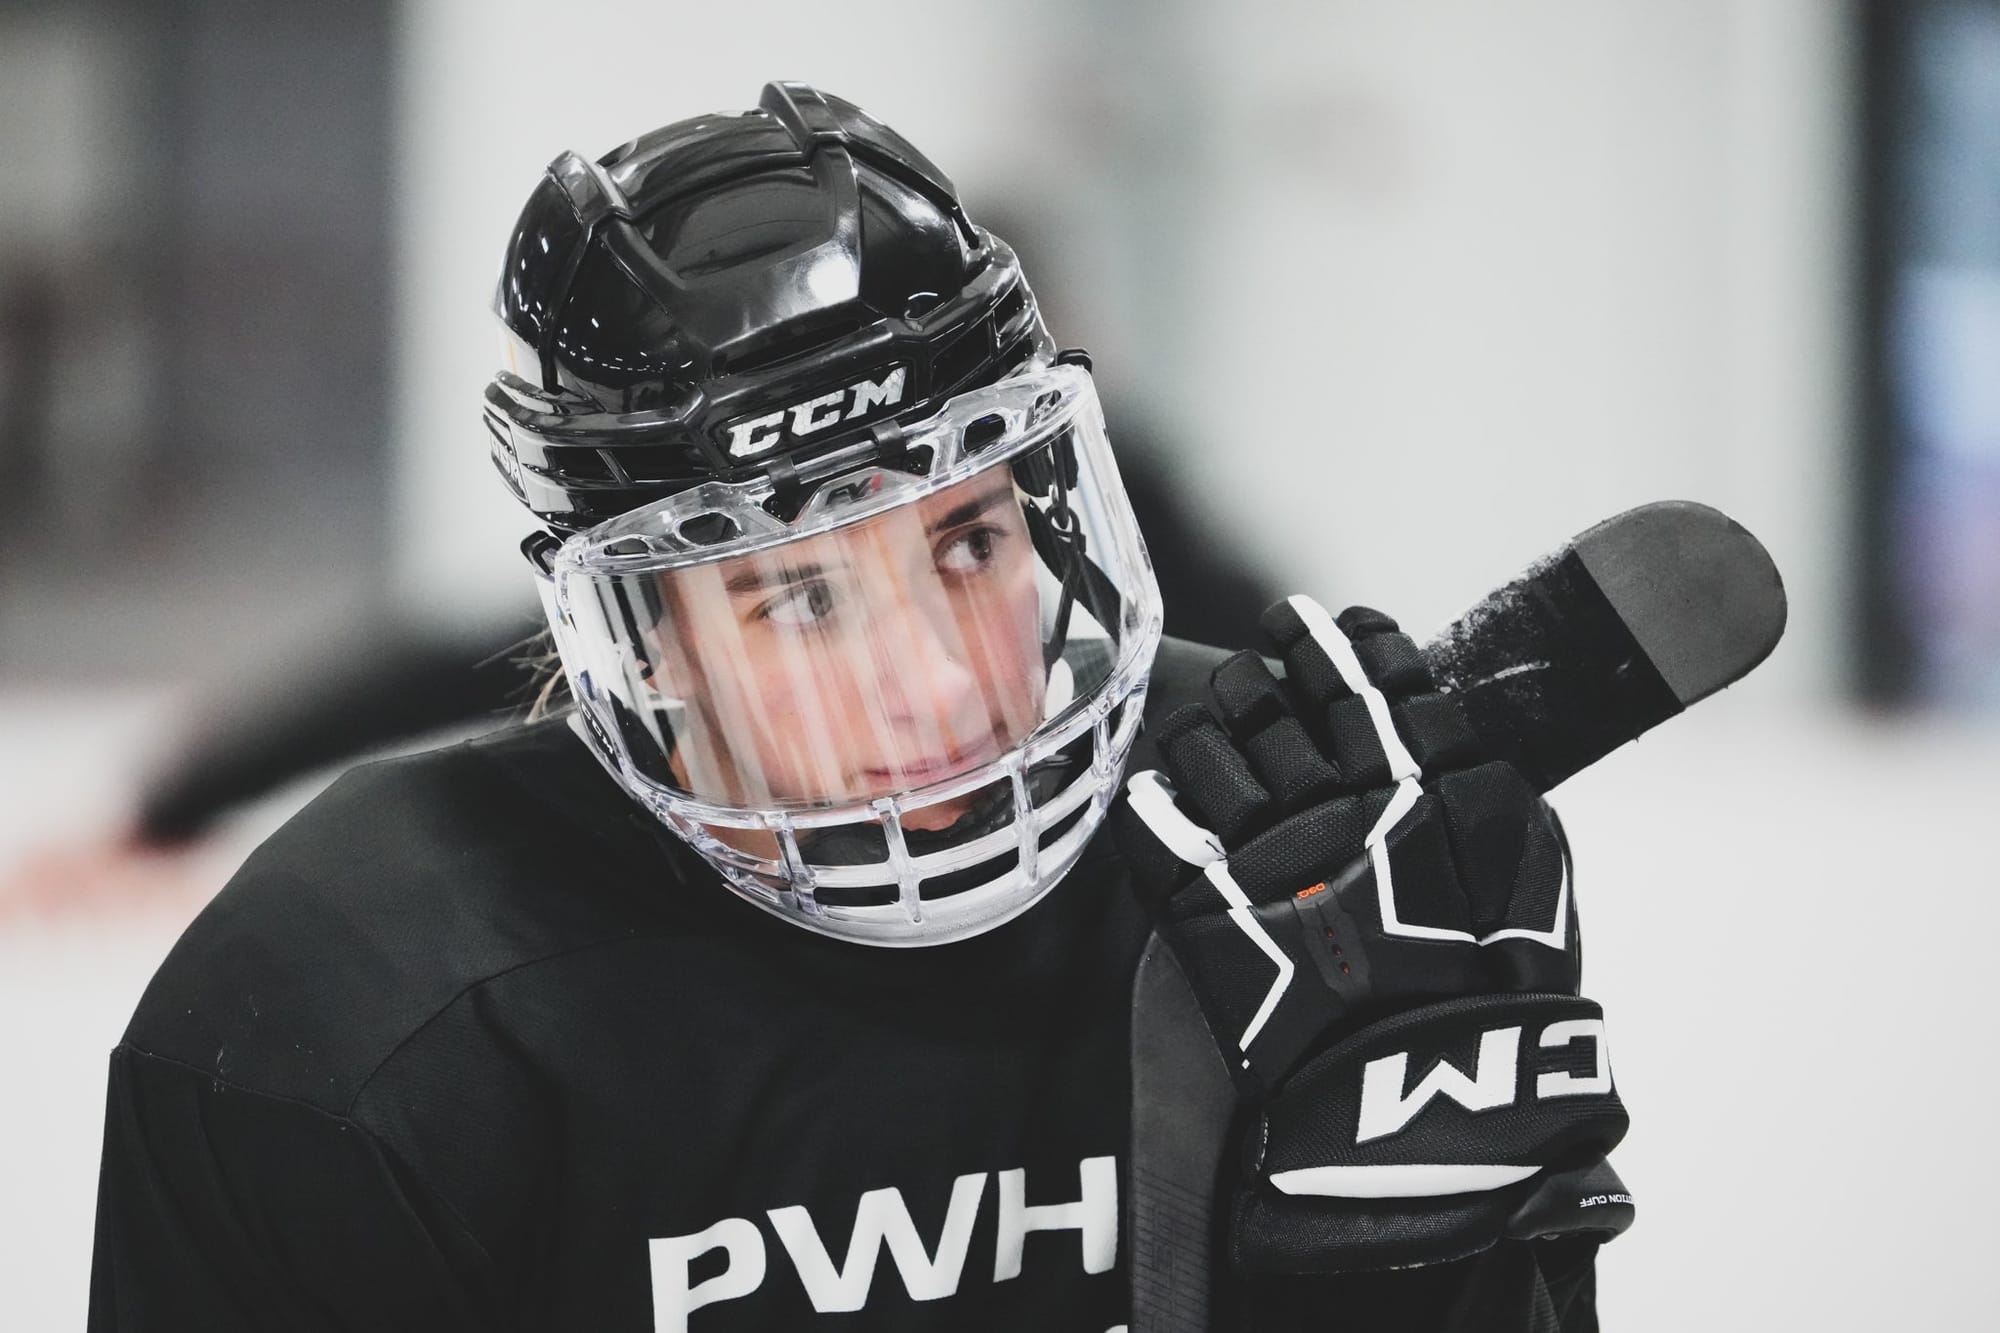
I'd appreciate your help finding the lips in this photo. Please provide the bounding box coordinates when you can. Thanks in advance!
[864,741,1001,785]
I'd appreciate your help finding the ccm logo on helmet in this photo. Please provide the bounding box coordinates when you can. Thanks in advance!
[723,365,909,459]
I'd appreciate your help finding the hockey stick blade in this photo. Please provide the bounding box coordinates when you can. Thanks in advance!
[1423,500,1787,793]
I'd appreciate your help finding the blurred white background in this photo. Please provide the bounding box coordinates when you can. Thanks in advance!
[5,1,1997,1328]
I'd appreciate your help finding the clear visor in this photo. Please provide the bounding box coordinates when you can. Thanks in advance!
[547,365,1156,835]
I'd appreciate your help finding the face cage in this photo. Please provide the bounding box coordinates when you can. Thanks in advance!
[530,367,1164,948]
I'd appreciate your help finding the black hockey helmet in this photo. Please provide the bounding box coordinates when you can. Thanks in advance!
[490,85,1164,946]
[484,81,1054,535]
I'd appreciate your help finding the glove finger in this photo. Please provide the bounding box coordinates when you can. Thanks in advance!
[1334,606,1439,708]
[1154,703,1270,844]
[1278,597,1483,774]
[1259,599,1354,711]
[1388,691,1484,772]
[1334,604,1399,637]
[1110,773,1216,912]
[1244,717,1344,812]
[1208,651,1342,810]
[1352,628,1436,699]
[1263,596,1420,788]
[1322,696,1393,789]
[1207,650,1289,733]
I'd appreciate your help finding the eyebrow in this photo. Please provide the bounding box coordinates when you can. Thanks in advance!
[718,485,1016,597]
[924,485,1015,535]
[724,561,825,596]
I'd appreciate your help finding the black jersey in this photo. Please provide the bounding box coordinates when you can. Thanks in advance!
[89,637,1601,1332]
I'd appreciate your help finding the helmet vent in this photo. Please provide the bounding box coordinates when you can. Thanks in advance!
[931,318,994,393]
[993,284,1028,333]
[677,512,741,546]
[617,442,707,484]
[553,447,614,482]
[963,413,1008,453]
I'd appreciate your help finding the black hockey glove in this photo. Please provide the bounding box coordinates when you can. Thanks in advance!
[1114,596,1633,1276]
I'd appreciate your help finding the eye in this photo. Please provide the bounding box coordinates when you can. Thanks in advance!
[755,579,838,628]
[936,524,1004,575]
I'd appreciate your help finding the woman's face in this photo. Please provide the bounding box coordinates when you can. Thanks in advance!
[654,466,1047,832]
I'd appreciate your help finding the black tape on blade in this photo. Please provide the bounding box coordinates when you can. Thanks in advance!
[1424,549,1682,793]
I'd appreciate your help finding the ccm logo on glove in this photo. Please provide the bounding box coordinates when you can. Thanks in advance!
[1253,992,1626,1204]
[1357,1015,1610,1143]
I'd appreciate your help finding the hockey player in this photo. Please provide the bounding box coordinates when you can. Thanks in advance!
[89,84,1630,1330]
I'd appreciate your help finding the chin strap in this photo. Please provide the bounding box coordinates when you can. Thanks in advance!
[1020,429,1125,670]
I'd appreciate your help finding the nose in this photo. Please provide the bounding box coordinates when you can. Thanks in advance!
[875,599,981,738]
